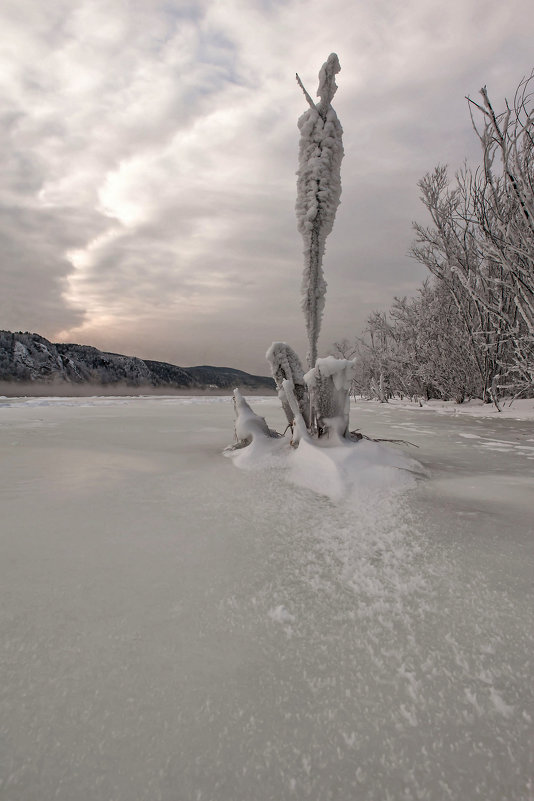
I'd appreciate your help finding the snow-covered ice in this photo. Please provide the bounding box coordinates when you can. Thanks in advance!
[1,395,533,801]
[382,395,534,421]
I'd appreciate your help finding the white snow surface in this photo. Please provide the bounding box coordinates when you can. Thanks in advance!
[1,395,533,801]
[373,396,534,420]
[227,406,424,502]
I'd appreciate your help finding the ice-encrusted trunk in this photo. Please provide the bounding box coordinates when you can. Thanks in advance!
[266,341,310,431]
[296,53,344,370]
[304,356,356,439]
[227,57,423,487]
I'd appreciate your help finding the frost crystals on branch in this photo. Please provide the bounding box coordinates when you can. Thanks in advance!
[266,341,310,433]
[296,54,344,370]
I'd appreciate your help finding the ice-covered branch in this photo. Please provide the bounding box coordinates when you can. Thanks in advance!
[296,53,344,369]
[231,389,280,449]
[266,341,310,428]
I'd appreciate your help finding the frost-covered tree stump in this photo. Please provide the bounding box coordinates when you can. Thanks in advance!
[305,356,356,439]
[227,55,425,496]
[227,54,357,453]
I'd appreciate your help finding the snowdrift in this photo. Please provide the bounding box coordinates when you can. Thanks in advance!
[226,391,426,502]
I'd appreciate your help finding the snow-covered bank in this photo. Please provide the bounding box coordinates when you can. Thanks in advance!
[1,397,532,801]
[366,396,534,420]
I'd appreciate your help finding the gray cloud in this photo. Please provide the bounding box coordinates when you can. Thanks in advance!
[1,0,533,373]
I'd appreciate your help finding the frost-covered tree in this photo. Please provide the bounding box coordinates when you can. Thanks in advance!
[346,75,534,408]
[408,73,534,403]
[411,167,506,402]
[338,281,484,404]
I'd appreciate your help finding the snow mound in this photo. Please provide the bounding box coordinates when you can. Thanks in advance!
[289,436,425,501]
[226,425,426,502]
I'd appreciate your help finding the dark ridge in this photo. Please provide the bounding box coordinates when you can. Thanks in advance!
[0,331,275,393]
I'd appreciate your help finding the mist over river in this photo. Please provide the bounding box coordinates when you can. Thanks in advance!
[1,396,532,801]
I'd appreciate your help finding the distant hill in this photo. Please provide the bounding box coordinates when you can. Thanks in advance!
[0,331,275,393]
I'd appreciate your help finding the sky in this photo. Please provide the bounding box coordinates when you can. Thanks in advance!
[1,0,533,374]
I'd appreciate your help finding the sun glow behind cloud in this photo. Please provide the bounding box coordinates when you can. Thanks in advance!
[2,0,533,371]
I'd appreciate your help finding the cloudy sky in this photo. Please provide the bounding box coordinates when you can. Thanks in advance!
[2,0,533,373]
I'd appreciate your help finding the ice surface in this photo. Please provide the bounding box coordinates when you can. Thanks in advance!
[230,429,424,502]
[1,396,533,801]
[383,396,534,420]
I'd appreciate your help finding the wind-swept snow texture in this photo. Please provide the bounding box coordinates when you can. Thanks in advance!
[1,396,533,801]
[296,53,344,369]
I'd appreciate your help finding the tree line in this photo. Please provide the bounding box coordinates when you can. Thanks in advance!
[337,73,534,408]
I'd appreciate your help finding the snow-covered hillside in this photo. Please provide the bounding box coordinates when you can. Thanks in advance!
[0,331,275,392]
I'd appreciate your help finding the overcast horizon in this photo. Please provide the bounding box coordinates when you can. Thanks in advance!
[2,0,533,374]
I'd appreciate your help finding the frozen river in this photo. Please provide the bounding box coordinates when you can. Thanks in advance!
[1,395,533,801]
